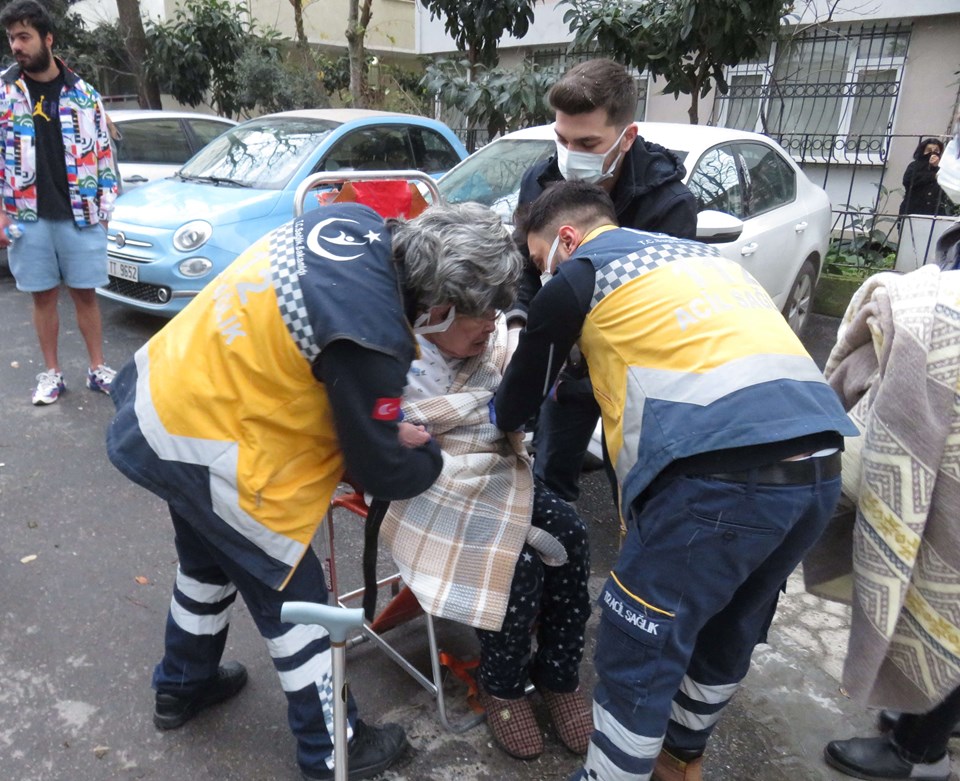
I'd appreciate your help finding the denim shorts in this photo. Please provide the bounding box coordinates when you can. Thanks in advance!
[7,218,109,292]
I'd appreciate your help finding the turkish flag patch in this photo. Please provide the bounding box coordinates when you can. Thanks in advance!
[372,397,402,421]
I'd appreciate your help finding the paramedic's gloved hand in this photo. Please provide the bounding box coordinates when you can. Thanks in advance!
[398,421,431,448]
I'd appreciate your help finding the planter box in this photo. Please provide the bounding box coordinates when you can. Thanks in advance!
[813,273,867,318]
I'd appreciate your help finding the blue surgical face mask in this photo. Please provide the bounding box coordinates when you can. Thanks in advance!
[556,125,630,184]
[413,305,456,335]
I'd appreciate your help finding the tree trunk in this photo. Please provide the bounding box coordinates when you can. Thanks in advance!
[289,0,308,51]
[115,0,161,109]
[345,0,372,108]
[687,89,699,125]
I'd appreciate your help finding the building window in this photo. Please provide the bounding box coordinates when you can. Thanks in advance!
[715,23,909,163]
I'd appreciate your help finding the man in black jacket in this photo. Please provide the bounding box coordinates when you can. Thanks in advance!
[509,58,697,504]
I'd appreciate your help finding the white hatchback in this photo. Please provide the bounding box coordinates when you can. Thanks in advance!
[438,121,832,335]
[108,109,237,191]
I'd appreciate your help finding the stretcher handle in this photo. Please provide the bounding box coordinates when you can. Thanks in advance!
[293,169,442,217]
[281,602,365,643]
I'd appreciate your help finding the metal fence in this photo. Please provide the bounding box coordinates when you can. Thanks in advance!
[778,131,957,275]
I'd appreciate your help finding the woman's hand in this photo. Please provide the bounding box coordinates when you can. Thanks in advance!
[398,421,431,448]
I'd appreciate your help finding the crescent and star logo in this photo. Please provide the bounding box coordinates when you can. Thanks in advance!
[371,397,401,421]
[305,216,381,262]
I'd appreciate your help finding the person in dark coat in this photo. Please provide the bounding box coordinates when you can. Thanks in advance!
[899,137,956,216]
[506,58,698,505]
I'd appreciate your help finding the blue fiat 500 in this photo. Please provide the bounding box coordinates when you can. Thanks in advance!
[98,109,467,315]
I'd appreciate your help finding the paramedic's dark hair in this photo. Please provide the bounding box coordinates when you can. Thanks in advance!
[548,59,637,129]
[393,202,523,317]
[519,180,618,240]
[1,0,55,40]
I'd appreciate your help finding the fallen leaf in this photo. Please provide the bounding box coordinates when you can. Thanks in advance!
[134,576,149,585]
[20,554,37,564]
[93,745,109,759]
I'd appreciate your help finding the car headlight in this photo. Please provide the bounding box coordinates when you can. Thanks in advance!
[173,220,212,251]
[178,257,213,277]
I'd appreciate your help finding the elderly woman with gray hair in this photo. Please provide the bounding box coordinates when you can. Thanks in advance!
[105,200,523,781]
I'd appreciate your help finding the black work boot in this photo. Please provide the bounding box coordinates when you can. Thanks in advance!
[301,720,409,781]
[824,735,951,780]
[153,660,248,730]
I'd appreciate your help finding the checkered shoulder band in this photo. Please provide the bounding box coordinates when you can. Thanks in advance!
[270,221,320,362]
[592,239,720,307]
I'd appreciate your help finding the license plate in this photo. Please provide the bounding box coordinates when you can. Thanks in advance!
[109,259,139,282]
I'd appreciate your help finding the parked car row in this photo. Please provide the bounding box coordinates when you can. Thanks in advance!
[99,109,466,315]
[97,110,832,346]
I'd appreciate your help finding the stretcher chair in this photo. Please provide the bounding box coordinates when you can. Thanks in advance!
[284,171,485,734]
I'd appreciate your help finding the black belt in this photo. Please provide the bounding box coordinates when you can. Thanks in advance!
[697,451,841,485]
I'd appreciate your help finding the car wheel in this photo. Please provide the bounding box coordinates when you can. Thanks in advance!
[782,259,816,335]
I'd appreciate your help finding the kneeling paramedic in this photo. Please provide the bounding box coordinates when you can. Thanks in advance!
[494,180,856,781]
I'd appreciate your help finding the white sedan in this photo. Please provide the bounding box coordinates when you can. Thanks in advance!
[437,122,833,466]
[437,121,831,335]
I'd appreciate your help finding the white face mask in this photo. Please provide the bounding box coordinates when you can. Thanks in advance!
[539,234,562,286]
[413,305,456,335]
[937,136,960,204]
[556,125,629,184]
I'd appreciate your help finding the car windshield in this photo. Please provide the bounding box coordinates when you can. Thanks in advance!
[179,117,341,189]
[438,138,556,220]
[438,135,689,222]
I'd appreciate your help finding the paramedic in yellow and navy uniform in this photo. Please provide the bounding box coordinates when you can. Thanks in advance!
[494,181,857,781]
[106,201,523,781]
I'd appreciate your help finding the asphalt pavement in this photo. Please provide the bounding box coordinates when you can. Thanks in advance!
[1,265,955,781]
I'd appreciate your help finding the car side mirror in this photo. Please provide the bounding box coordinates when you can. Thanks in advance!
[696,210,744,244]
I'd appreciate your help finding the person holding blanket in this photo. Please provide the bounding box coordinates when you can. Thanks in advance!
[386,304,593,762]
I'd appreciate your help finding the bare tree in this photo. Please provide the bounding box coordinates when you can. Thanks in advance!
[289,0,309,51]
[115,0,161,108]
[345,0,374,107]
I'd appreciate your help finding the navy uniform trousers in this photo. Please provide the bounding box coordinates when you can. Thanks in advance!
[153,507,349,777]
[573,461,841,781]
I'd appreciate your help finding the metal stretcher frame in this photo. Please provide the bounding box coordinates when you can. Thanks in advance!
[293,170,485,734]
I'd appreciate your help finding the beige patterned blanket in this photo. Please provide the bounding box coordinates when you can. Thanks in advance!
[381,321,536,632]
[804,265,960,711]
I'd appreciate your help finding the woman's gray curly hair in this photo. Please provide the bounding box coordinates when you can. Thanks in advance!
[393,202,523,317]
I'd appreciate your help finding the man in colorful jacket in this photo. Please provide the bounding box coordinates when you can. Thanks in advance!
[0,0,118,405]
[495,180,856,781]
[107,199,522,780]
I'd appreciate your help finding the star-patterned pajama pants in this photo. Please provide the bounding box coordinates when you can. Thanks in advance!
[476,479,592,698]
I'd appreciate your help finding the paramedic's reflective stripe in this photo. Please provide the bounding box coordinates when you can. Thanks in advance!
[133,345,305,569]
[267,625,333,692]
[170,596,233,636]
[669,701,724,731]
[616,353,832,487]
[582,701,662,780]
[169,568,238,636]
[679,675,738,705]
[669,675,739,731]
[175,567,237,604]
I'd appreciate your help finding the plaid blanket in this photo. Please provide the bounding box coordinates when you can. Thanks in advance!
[804,265,960,711]
[381,321,536,632]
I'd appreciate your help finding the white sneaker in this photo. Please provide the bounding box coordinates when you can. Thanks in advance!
[86,364,116,395]
[33,369,65,405]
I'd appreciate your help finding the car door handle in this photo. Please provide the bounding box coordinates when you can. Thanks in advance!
[123,175,148,183]
[794,221,808,232]
[740,243,759,256]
